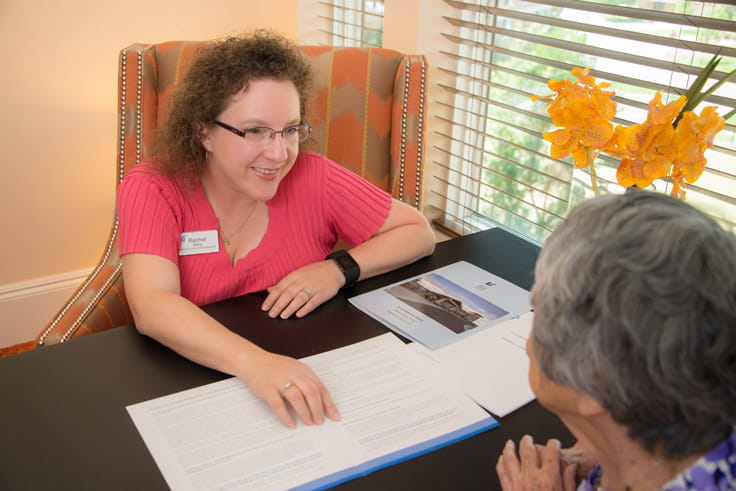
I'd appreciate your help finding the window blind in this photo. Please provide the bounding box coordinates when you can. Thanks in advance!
[434,0,736,243]
[319,0,385,47]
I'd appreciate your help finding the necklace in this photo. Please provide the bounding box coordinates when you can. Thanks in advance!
[220,201,258,246]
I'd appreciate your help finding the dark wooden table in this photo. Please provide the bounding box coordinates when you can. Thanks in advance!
[0,228,572,490]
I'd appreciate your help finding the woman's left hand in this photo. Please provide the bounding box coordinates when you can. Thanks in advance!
[262,260,344,319]
[496,435,578,491]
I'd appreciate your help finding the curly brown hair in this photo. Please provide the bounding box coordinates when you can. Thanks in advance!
[153,30,313,176]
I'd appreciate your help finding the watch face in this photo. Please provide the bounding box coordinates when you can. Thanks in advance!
[328,250,360,287]
[336,254,357,270]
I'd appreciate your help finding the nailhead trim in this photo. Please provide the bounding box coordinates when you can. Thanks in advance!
[416,58,426,208]
[399,56,426,209]
[135,49,142,164]
[399,58,409,203]
[43,47,140,345]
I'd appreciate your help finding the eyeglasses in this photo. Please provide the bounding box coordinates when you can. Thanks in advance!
[213,120,311,145]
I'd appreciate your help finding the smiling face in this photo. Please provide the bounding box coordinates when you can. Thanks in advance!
[199,78,302,203]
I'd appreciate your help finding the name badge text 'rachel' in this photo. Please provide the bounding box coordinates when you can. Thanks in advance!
[179,230,220,256]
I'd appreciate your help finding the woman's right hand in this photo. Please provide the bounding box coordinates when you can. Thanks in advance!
[240,349,340,429]
[123,253,340,430]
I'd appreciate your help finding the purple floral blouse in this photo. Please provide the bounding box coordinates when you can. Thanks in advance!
[579,429,736,490]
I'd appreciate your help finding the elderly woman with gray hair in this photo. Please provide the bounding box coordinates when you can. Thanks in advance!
[496,191,736,490]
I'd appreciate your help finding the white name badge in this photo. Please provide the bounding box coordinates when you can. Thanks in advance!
[179,230,220,256]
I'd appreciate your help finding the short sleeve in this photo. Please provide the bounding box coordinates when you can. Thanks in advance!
[117,167,183,264]
[322,157,393,246]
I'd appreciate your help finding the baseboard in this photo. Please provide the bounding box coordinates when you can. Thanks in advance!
[0,269,92,347]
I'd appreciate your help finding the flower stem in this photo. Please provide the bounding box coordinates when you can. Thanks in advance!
[586,147,600,195]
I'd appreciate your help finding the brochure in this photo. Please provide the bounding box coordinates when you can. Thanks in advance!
[349,261,531,350]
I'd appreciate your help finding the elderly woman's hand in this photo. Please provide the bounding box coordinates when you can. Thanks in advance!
[496,435,578,491]
[561,441,595,483]
[262,260,345,319]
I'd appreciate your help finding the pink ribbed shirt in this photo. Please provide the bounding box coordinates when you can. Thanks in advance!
[117,152,392,306]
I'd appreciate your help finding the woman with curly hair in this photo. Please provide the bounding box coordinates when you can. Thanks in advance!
[118,31,435,429]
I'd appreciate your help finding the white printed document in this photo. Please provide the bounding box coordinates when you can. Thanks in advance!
[410,312,536,417]
[127,333,497,491]
[349,261,531,350]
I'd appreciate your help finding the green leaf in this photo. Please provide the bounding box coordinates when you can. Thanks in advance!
[675,53,736,127]
[681,55,721,114]
[694,66,736,106]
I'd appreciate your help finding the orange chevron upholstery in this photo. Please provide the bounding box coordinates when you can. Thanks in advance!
[35,41,428,347]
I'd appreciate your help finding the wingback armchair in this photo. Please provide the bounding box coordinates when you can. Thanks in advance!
[35,41,428,346]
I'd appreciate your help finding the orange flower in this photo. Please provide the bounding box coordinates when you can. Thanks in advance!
[533,68,617,168]
[533,66,727,199]
[668,106,724,199]
[607,92,724,197]
[607,92,685,188]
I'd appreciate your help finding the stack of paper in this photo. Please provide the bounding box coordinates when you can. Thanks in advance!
[127,333,497,491]
[349,261,535,416]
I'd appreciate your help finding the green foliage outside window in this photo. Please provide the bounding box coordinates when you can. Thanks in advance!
[479,22,589,242]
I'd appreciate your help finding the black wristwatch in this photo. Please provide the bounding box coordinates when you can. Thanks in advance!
[326,249,361,288]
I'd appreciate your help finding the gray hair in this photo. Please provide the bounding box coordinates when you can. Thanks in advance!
[530,190,736,458]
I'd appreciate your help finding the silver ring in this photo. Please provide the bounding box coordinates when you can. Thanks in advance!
[302,288,313,300]
[282,382,293,392]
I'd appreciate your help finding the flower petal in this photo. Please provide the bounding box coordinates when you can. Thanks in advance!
[571,147,590,168]
[580,120,614,148]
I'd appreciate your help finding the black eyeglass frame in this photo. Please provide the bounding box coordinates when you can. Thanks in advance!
[213,120,311,144]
